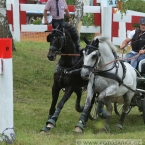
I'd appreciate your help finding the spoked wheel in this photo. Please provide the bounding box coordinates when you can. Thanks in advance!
[142,97,145,124]
[114,102,132,115]
[89,98,99,120]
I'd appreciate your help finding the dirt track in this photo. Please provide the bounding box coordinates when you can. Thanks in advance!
[21,32,50,42]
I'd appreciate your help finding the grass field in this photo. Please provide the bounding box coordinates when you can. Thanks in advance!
[0,41,145,145]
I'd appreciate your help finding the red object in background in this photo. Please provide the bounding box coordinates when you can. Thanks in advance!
[68,5,75,12]
[118,1,121,10]
[20,11,26,25]
[19,0,28,4]
[94,13,101,26]
[40,0,47,3]
[47,25,53,31]
[94,0,97,6]
[112,22,119,37]
[0,39,12,59]
[126,23,133,31]
[132,16,142,23]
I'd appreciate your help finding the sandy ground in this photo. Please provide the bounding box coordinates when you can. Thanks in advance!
[20,32,131,55]
[21,32,50,42]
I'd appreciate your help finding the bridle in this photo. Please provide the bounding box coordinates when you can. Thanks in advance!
[82,43,101,70]
[49,29,66,55]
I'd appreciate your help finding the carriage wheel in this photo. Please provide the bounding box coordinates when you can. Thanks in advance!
[142,97,145,124]
[114,102,132,115]
[89,98,99,120]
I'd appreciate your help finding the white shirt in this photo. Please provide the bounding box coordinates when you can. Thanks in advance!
[128,30,135,39]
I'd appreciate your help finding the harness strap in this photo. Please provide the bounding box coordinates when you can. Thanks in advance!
[63,56,83,74]
[120,60,126,81]
[95,70,141,95]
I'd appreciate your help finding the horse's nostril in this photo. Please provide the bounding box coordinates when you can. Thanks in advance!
[47,55,55,61]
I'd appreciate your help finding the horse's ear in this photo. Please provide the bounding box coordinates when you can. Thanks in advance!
[80,48,84,56]
[94,38,99,47]
[84,36,90,45]
[46,33,52,42]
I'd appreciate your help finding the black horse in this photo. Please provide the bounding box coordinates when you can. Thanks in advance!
[40,23,95,133]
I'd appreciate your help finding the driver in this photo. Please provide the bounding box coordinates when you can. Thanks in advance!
[120,17,145,69]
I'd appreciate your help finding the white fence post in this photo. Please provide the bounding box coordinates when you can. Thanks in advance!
[101,1,112,41]
[12,0,20,41]
[0,38,14,143]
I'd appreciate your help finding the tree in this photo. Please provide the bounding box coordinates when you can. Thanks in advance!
[0,0,16,51]
[73,0,84,34]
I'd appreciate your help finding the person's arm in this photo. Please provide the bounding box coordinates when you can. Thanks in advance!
[65,9,72,22]
[43,9,49,24]
[139,49,145,54]
[139,45,145,54]
[120,37,131,49]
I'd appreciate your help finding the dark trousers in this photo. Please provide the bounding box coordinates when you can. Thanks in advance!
[52,19,64,29]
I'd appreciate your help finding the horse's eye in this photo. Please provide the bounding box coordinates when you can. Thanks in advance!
[92,54,96,59]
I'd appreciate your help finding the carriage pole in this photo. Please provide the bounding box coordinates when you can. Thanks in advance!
[0,38,14,143]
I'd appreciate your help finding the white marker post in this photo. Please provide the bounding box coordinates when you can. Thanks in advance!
[0,38,14,144]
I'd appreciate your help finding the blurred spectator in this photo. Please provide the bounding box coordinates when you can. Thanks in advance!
[43,0,72,28]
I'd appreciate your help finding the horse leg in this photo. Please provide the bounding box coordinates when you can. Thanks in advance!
[47,84,61,121]
[46,87,74,129]
[98,83,118,100]
[99,99,113,132]
[74,91,96,133]
[74,88,84,112]
[116,91,133,130]
[40,84,61,133]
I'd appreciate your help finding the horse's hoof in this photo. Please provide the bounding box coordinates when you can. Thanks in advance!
[47,123,54,129]
[40,126,51,133]
[98,110,108,119]
[40,131,47,134]
[99,127,108,133]
[74,122,84,133]
[74,126,83,133]
[116,124,123,130]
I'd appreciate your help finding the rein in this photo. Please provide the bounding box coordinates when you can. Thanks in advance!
[60,53,80,56]
[93,53,140,72]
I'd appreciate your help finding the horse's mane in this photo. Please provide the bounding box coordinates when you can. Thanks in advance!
[94,36,117,53]
[63,23,80,44]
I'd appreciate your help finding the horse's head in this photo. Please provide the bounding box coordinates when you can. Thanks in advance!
[81,37,100,80]
[47,24,66,61]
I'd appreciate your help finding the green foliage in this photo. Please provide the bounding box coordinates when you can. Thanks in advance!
[80,13,97,41]
[80,33,94,41]
[120,0,145,14]
[32,17,42,25]
[66,0,75,5]
[119,0,145,28]
[132,23,140,29]
[82,13,96,27]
